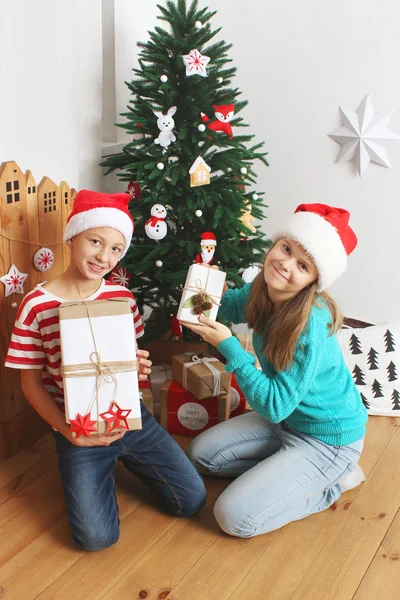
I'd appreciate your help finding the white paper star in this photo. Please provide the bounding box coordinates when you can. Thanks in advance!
[182,49,210,78]
[0,264,28,297]
[329,95,400,177]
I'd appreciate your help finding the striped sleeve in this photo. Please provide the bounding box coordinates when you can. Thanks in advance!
[129,295,144,339]
[5,317,45,370]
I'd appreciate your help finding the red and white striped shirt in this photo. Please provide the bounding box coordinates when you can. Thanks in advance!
[5,280,144,410]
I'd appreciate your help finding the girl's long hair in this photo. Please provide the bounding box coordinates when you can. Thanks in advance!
[245,250,343,372]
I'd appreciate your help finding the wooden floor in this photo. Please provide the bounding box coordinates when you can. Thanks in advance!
[0,416,399,600]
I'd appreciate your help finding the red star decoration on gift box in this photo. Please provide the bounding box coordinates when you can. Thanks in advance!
[69,413,98,438]
[100,403,132,432]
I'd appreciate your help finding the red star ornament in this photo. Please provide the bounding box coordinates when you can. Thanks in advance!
[101,403,132,432]
[69,413,98,438]
[99,405,119,433]
[108,265,132,287]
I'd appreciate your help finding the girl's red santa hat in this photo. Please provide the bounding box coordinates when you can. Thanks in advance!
[200,232,217,246]
[273,203,357,292]
[63,190,134,258]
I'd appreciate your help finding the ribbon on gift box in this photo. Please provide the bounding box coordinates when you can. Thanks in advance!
[61,301,138,429]
[182,352,221,397]
[182,276,222,309]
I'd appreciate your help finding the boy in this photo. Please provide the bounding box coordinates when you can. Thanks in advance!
[5,190,206,551]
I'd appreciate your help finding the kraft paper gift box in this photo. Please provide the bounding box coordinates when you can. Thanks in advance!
[59,298,142,435]
[171,352,231,401]
[139,380,153,415]
[177,264,226,325]
[149,364,172,419]
[160,379,230,437]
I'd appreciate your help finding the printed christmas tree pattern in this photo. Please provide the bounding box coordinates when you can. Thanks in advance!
[349,333,362,355]
[360,393,370,409]
[392,389,400,410]
[384,329,395,352]
[352,364,366,386]
[367,347,379,370]
[387,361,397,382]
[371,379,384,398]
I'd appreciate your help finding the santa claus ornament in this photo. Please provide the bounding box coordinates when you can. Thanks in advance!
[195,232,217,264]
[145,204,168,240]
[201,104,235,139]
[33,247,54,272]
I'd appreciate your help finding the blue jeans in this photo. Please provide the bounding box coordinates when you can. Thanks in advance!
[188,411,364,538]
[53,404,206,551]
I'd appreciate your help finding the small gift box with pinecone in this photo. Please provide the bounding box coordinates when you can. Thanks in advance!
[177,264,226,325]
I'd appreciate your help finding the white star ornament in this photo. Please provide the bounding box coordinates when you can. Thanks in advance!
[182,49,210,78]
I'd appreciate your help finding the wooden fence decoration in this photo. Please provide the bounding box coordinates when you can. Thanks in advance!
[0,161,76,460]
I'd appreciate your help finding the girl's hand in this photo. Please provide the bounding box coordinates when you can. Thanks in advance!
[137,348,152,380]
[181,315,232,347]
[68,430,127,447]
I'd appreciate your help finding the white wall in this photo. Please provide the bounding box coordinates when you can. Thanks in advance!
[0,0,103,190]
[108,0,400,324]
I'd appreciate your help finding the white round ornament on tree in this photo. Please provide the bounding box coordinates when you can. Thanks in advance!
[156,260,163,268]
[240,167,248,175]
[157,162,164,170]
[160,74,168,83]
[198,124,206,132]
[194,20,203,29]
[217,77,223,84]
[252,193,259,200]
[195,210,203,217]
[145,204,168,240]
[33,247,54,272]
[242,265,261,283]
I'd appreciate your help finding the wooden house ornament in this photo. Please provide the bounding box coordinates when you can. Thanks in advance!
[189,156,211,187]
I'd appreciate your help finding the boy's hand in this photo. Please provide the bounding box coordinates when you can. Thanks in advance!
[137,348,152,380]
[68,430,127,447]
[181,315,232,347]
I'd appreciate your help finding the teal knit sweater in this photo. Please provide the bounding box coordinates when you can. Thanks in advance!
[217,283,367,446]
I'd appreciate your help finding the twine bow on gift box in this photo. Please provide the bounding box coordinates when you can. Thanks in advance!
[182,277,221,317]
[61,301,138,432]
[182,352,221,397]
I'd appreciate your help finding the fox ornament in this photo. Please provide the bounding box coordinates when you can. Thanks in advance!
[201,104,235,139]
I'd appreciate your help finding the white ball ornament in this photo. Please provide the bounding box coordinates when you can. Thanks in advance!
[195,210,203,217]
[11,301,18,308]
[242,265,261,283]
[240,167,248,175]
[156,260,163,268]
[195,21,202,29]
[217,77,223,84]
[160,74,168,83]
[252,193,259,200]
[157,162,164,170]
[198,124,206,132]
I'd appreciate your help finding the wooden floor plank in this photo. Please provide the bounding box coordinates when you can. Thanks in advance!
[352,509,400,600]
[0,434,54,489]
[288,425,400,600]
[100,480,227,600]
[170,416,398,600]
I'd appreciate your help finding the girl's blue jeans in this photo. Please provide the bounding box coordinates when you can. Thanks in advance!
[53,404,206,551]
[188,411,364,538]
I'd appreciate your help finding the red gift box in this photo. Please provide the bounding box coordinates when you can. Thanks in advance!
[229,374,247,418]
[160,379,229,437]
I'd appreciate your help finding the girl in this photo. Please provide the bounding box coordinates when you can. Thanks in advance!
[184,203,367,538]
[5,190,206,551]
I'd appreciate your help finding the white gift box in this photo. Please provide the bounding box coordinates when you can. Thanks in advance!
[59,299,142,434]
[177,264,226,325]
[149,364,173,419]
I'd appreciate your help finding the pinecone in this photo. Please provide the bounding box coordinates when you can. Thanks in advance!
[194,293,205,306]
[192,305,203,315]
[202,301,213,311]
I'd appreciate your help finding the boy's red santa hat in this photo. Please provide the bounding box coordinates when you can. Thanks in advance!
[273,203,357,292]
[200,232,217,246]
[63,190,134,258]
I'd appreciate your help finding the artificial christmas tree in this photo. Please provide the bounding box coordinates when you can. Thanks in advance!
[103,0,270,341]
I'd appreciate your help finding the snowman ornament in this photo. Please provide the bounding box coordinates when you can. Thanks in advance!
[145,204,168,240]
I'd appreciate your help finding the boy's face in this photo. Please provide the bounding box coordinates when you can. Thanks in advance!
[67,227,125,280]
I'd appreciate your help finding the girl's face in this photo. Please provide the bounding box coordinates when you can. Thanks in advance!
[264,238,318,302]
[67,227,125,280]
